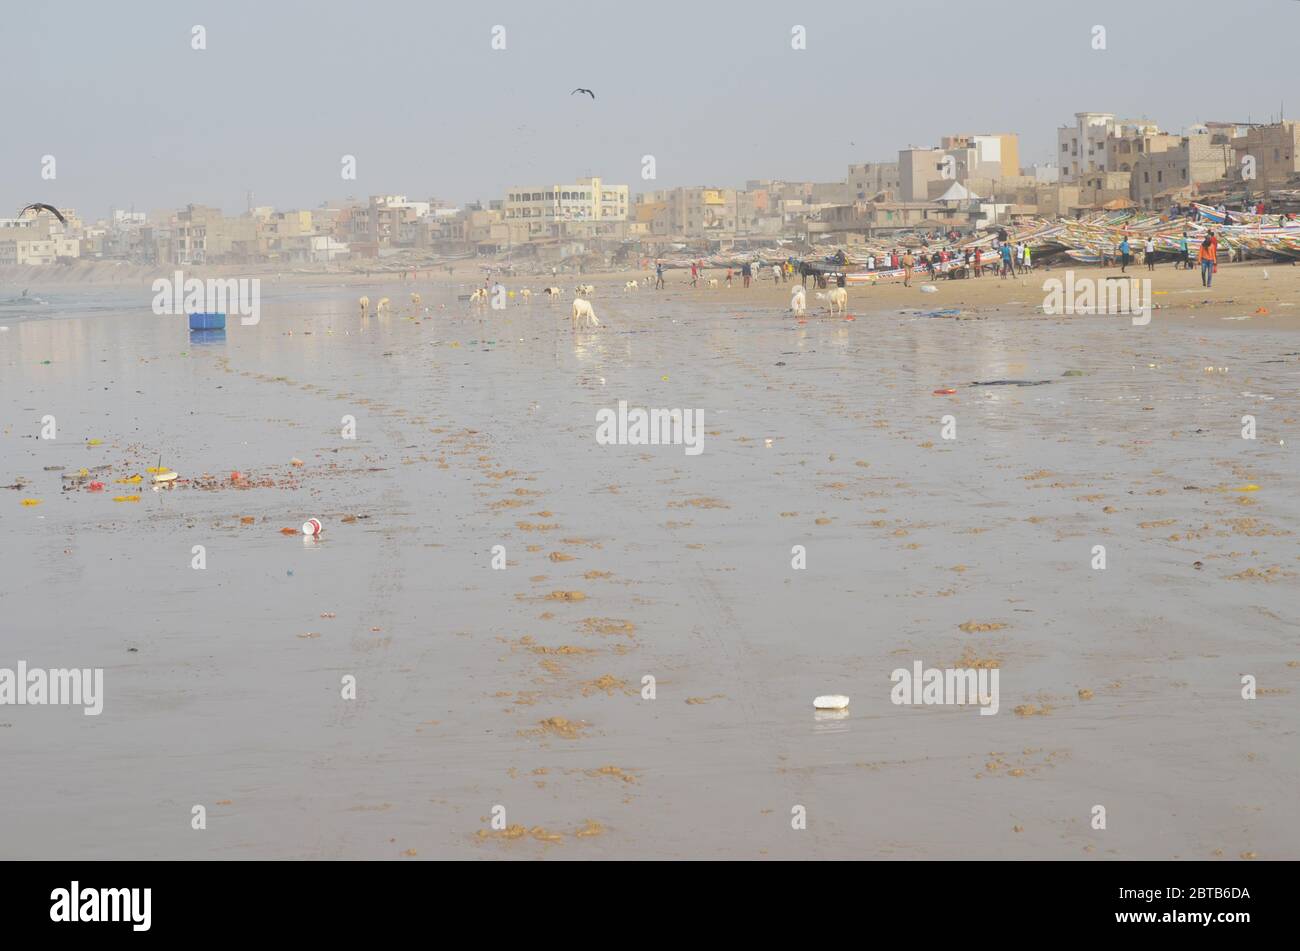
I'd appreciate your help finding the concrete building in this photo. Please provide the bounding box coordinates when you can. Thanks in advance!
[1130,133,1231,207]
[1231,121,1300,190]
[898,148,949,202]
[846,162,901,201]
[940,133,1020,179]
[1057,112,1119,182]
[503,177,629,237]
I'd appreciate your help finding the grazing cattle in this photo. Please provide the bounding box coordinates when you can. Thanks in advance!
[358,295,370,316]
[575,283,594,297]
[707,278,718,288]
[410,293,421,307]
[469,288,487,305]
[790,286,806,316]
[376,297,391,315]
[624,280,638,292]
[571,297,600,330]
[544,286,562,301]
[828,287,848,314]
[520,288,532,301]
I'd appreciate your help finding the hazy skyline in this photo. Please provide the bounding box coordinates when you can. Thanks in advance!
[4,0,1296,218]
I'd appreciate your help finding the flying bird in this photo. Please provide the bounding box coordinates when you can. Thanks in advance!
[19,203,67,224]
[570,88,595,99]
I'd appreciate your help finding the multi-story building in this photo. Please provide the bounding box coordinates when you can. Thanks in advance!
[1130,133,1232,207]
[940,133,1020,179]
[503,177,629,237]
[1057,112,1120,182]
[846,162,901,201]
[897,148,951,202]
[1231,121,1300,190]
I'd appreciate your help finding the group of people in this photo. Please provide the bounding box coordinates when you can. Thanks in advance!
[861,242,1032,283]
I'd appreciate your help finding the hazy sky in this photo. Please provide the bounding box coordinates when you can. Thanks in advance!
[3,0,1296,219]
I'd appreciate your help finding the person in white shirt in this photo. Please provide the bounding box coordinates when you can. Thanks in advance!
[1144,237,1156,271]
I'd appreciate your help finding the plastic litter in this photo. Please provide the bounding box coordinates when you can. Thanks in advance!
[813,695,850,710]
[302,517,322,536]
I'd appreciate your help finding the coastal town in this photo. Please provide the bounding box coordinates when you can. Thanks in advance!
[5,113,1298,274]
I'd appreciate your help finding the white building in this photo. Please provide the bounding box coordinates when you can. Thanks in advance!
[1057,112,1118,182]
[503,177,629,236]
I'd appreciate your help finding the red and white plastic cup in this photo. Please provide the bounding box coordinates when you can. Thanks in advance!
[302,517,322,537]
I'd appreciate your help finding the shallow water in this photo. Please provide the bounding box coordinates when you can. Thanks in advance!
[1,281,1297,859]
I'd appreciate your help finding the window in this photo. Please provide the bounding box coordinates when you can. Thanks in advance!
[1143,171,1149,183]
[1157,171,1163,183]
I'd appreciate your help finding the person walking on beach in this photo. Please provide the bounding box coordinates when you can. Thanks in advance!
[1144,236,1156,271]
[1022,244,1032,272]
[999,242,1013,278]
[726,267,733,287]
[742,261,751,288]
[1198,233,1216,287]
[973,247,982,277]
[1179,232,1190,270]
[690,262,698,287]
[772,263,782,284]
[901,249,915,287]
[655,261,665,289]
[1119,236,1131,273]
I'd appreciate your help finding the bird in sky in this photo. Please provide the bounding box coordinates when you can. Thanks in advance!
[570,88,595,99]
[18,203,67,224]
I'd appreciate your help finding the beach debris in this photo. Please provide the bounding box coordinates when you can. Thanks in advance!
[1061,370,1086,377]
[1233,484,1260,493]
[290,457,304,467]
[933,388,957,395]
[919,284,937,293]
[112,495,141,503]
[970,379,1052,387]
[302,517,322,536]
[813,695,850,710]
[20,498,42,506]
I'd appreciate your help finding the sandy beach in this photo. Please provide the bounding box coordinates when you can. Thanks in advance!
[1,270,1297,860]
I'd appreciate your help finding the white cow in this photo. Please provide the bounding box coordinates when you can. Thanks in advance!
[707,278,719,288]
[376,297,391,315]
[624,280,638,292]
[520,288,532,302]
[828,287,848,314]
[469,288,487,305]
[544,286,562,301]
[358,295,370,316]
[410,292,422,307]
[575,283,594,297]
[571,297,600,330]
[790,286,806,316]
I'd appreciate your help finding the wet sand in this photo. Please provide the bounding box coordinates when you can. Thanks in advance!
[1,273,1297,859]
